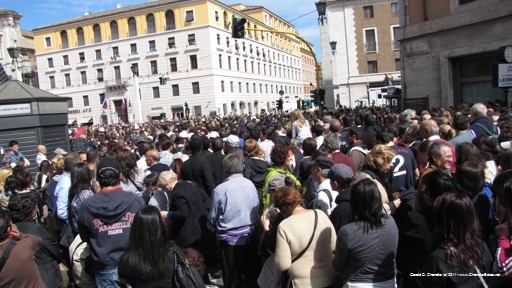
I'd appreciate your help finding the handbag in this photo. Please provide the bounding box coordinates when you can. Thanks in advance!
[343,218,388,286]
[171,242,205,288]
[280,209,319,288]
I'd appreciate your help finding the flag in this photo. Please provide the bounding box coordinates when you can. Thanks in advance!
[121,98,126,110]
[102,98,108,110]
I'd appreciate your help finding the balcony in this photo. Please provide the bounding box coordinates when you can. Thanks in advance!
[76,61,87,68]
[364,42,377,53]
[128,51,140,60]
[147,49,159,58]
[93,58,104,65]
[105,77,129,91]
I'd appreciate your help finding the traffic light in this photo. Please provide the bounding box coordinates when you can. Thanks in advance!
[231,17,247,39]
[159,77,168,85]
[310,89,318,105]
[277,98,283,110]
[318,88,325,106]
[160,112,166,120]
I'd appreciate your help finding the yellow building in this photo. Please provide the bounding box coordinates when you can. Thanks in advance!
[33,0,312,124]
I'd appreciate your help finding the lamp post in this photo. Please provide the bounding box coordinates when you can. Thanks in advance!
[130,64,143,123]
[7,47,21,81]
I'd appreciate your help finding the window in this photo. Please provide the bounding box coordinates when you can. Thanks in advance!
[131,63,139,76]
[391,26,399,50]
[226,37,230,48]
[185,10,194,22]
[235,40,240,51]
[110,21,119,40]
[60,31,69,48]
[236,58,240,71]
[188,34,196,46]
[230,81,234,92]
[238,82,242,93]
[68,99,73,109]
[367,61,378,73]
[460,0,477,4]
[190,55,198,70]
[47,58,54,69]
[391,3,398,15]
[79,52,85,63]
[172,84,180,96]
[259,84,262,93]
[128,17,137,37]
[215,11,219,22]
[244,60,247,72]
[149,40,156,52]
[168,37,176,49]
[192,82,200,94]
[65,73,71,86]
[217,34,221,45]
[99,93,105,105]
[45,36,52,48]
[97,69,104,82]
[130,43,138,55]
[165,10,176,30]
[364,28,377,53]
[95,49,102,61]
[150,60,158,75]
[228,56,231,70]
[112,46,119,58]
[363,6,374,18]
[251,61,254,73]
[93,24,102,43]
[153,87,160,99]
[146,14,156,34]
[170,58,177,72]
[395,58,401,71]
[221,81,225,92]
[253,83,256,93]
[49,76,56,89]
[219,55,222,68]
[63,55,69,66]
[83,95,90,107]
[246,82,249,92]
[77,27,84,46]
[81,71,87,84]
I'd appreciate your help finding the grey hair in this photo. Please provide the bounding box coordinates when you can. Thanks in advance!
[399,109,417,124]
[323,133,342,153]
[428,141,452,163]
[223,154,245,174]
[471,103,487,117]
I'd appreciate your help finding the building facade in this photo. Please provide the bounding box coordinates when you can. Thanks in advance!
[397,0,512,109]
[0,8,37,86]
[33,0,309,125]
[320,0,401,108]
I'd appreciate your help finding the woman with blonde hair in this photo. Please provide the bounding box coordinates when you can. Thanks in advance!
[152,171,176,211]
[290,109,312,143]
[356,144,400,215]
[243,139,270,197]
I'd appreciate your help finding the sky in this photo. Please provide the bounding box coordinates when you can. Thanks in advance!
[1,0,323,57]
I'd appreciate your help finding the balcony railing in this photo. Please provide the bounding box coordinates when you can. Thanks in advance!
[105,78,129,89]
[365,42,377,53]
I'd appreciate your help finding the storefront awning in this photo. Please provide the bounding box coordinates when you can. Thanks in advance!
[68,118,77,125]
[80,117,93,124]
[149,109,164,117]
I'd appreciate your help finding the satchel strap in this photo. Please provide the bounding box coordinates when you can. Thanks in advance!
[292,210,318,263]
[0,240,17,273]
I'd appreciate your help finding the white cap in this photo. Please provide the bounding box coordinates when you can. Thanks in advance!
[178,131,188,139]
[208,131,220,138]
[500,140,512,150]
[223,135,240,145]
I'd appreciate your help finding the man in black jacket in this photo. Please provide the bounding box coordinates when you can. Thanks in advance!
[78,158,144,288]
[327,164,355,232]
[181,137,216,196]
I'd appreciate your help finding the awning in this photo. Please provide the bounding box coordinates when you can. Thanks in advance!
[149,109,164,117]
[80,117,93,124]
[68,118,77,125]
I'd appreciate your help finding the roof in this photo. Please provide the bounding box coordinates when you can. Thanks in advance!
[0,80,69,103]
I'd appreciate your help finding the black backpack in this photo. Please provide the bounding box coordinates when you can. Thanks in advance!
[170,242,205,288]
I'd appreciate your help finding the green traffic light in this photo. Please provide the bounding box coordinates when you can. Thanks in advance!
[231,17,247,39]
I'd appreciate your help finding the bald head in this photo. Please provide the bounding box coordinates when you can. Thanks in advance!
[329,119,342,134]
[145,149,160,166]
[37,145,47,154]
[420,119,439,138]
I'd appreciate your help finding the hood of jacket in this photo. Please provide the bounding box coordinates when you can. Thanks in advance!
[82,189,139,225]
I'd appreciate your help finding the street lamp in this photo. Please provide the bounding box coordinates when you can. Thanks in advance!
[130,64,143,123]
[315,1,327,20]
[7,47,21,81]
[330,41,337,54]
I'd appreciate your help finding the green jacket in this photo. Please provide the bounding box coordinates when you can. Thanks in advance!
[261,166,301,212]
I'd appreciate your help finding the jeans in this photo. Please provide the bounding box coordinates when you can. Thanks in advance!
[95,267,123,288]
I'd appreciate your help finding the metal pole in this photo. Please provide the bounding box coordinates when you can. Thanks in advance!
[133,76,143,123]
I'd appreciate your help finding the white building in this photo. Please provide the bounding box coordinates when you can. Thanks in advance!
[33,0,307,125]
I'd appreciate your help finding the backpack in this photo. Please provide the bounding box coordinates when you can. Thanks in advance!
[170,242,205,288]
[472,184,497,221]
[474,123,499,139]
[46,177,59,216]
[313,188,333,211]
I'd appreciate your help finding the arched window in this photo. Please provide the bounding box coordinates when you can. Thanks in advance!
[223,11,229,29]
[128,17,137,37]
[60,30,69,49]
[77,27,85,46]
[110,21,119,40]
[93,24,101,43]
[165,10,175,30]
[146,13,156,34]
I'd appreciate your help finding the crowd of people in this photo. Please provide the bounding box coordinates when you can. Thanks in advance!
[1,102,512,288]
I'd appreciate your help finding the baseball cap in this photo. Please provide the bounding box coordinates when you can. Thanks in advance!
[264,173,286,192]
[97,157,121,179]
[322,164,354,186]
[501,140,512,150]
[314,156,335,170]
[223,135,240,145]
[54,148,68,155]
[208,131,220,138]
[136,135,146,143]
